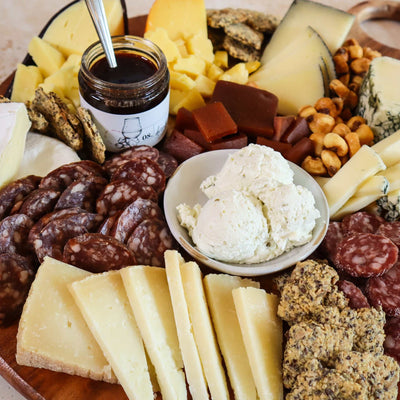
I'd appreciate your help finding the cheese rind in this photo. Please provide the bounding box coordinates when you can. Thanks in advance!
[16,257,115,383]
[120,265,187,400]
[69,271,154,400]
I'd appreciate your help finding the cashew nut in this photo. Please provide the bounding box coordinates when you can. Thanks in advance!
[298,105,317,119]
[347,115,365,131]
[309,132,325,156]
[323,132,349,157]
[356,124,374,145]
[308,113,336,134]
[301,156,327,176]
[321,149,342,176]
[314,97,338,117]
[345,131,361,157]
[332,123,351,137]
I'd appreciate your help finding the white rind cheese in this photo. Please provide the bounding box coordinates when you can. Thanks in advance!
[69,271,154,400]
[120,265,187,400]
[232,287,283,400]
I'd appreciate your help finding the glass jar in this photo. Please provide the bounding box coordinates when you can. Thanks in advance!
[79,35,170,152]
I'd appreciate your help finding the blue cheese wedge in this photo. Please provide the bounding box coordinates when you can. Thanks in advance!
[358,57,400,142]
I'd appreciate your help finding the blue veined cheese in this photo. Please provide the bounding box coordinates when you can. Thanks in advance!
[357,56,400,142]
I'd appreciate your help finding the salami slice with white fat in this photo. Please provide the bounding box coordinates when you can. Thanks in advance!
[111,198,163,244]
[156,151,178,178]
[126,218,174,267]
[0,214,34,256]
[97,212,122,236]
[341,211,384,234]
[111,158,166,194]
[376,222,400,247]
[337,279,370,309]
[96,179,157,216]
[19,188,61,221]
[384,317,400,363]
[63,233,136,273]
[319,221,344,261]
[334,233,398,278]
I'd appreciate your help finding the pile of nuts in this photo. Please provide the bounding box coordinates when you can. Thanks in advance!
[299,38,381,177]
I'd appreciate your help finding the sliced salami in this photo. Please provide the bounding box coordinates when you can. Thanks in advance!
[104,145,159,176]
[96,179,157,216]
[34,212,103,262]
[111,158,166,194]
[126,218,174,267]
[376,222,400,247]
[0,252,34,325]
[319,221,344,261]
[111,198,163,244]
[63,233,136,273]
[335,233,398,278]
[19,188,61,221]
[97,212,122,236]
[367,261,400,316]
[341,211,384,234]
[0,214,34,256]
[0,175,41,220]
[336,280,370,309]
[156,151,178,178]
[384,317,400,362]
[55,175,107,212]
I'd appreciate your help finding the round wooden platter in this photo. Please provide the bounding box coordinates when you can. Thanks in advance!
[1,4,400,400]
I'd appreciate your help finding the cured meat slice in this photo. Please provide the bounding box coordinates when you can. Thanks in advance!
[34,212,103,262]
[0,175,41,220]
[111,158,166,194]
[334,233,398,278]
[318,221,344,261]
[156,151,178,178]
[376,222,400,247]
[111,198,163,244]
[384,317,400,363]
[336,280,370,309]
[126,218,174,267]
[55,176,107,212]
[19,188,60,221]
[0,252,34,325]
[0,214,34,256]
[103,145,159,176]
[96,179,158,216]
[97,212,122,236]
[63,233,136,273]
[367,261,400,316]
[341,211,384,234]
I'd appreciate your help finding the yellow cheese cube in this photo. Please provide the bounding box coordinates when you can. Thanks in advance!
[174,39,189,58]
[28,36,65,78]
[11,64,43,103]
[145,28,181,63]
[173,55,206,78]
[214,51,228,69]
[245,61,261,74]
[43,66,74,94]
[169,89,186,114]
[195,74,216,97]
[172,88,205,114]
[170,71,196,91]
[39,81,65,101]
[186,33,214,63]
[207,63,224,81]
[61,54,81,70]
[219,63,249,85]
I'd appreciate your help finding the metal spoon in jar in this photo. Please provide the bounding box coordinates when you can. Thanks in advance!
[85,0,117,68]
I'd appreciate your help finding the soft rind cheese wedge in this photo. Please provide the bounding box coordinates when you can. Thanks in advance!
[69,271,154,400]
[16,257,115,383]
[164,250,209,400]
[232,287,283,400]
[204,273,260,400]
[372,129,400,168]
[120,265,187,400]
[0,102,31,188]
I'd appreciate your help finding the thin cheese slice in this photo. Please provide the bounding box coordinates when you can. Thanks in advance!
[232,287,283,400]
[378,163,400,192]
[372,129,400,168]
[322,145,386,216]
[181,261,230,400]
[120,265,187,400]
[164,250,209,400]
[16,257,115,383]
[69,271,154,400]
[204,273,260,400]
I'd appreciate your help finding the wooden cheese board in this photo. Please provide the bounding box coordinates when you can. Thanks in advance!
[1,2,400,400]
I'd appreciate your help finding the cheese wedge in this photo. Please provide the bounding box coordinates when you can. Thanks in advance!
[204,273,260,400]
[372,129,400,168]
[164,250,209,400]
[69,271,154,400]
[180,261,230,400]
[16,257,115,383]
[120,265,187,400]
[378,163,400,192]
[233,287,283,400]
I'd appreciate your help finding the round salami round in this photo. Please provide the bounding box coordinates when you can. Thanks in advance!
[96,179,157,216]
[319,221,344,261]
[336,280,370,309]
[111,198,163,244]
[376,222,400,247]
[341,211,384,234]
[111,158,166,194]
[55,176,107,212]
[63,233,136,273]
[156,151,178,178]
[126,218,174,267]
[367,261,400,316]
[97,212,122,236]
[384,317,400,362]
[19,188,61,221]
[0,252,34,325]
[0,214,34,256]
[334,233,398,278]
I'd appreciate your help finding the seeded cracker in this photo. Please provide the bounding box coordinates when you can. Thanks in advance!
[25,101,49,134]
[224,22,264,50]
[77,107,106,164]
[245,11,280,33]
[223,36,260,62]
[207,8,248,29]
[0,95,10,103]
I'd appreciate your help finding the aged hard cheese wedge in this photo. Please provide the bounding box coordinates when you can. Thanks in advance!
[164,250,209,400]
[0,102,31,188]
[120,265,187,400]
[16,257,115,383]
[372,129,400,168]
[11,64,43,103]
[232,287,283,400]
[204,273,260,400]
[69,271,154,400]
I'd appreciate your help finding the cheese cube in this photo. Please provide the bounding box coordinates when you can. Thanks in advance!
[69,271,154,400]
[120,265,187,400]
[213,51,229,69]
[170,71,196,91]
[16,257,115,383]
[11,64,43,103]
[61,54,81,70]
[186,33,214,63]
[169,89,186,114]
[207,63,224,81]
[233,287,283,400]
[195,74,216,97]
[173,55,207,78]
[372,129,400,167]
[0,102,31,188]
[144,28,181,63]
[172,88,206,114]
[219,63,249,85]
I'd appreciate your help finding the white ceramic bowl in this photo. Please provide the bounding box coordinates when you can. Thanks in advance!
[164,149,329,276]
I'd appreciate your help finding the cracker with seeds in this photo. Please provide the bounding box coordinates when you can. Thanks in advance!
[0,95,10,103]
[223,36,260,62]
[25,100,49,134]
[77,107,106,164]
[207,8,249,28]
[245,11,280,33]
[224,22,264,50]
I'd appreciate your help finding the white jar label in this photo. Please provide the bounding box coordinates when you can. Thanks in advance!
[80,90,170,152]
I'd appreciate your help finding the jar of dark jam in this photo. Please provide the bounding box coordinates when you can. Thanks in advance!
[79,35,169,151]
